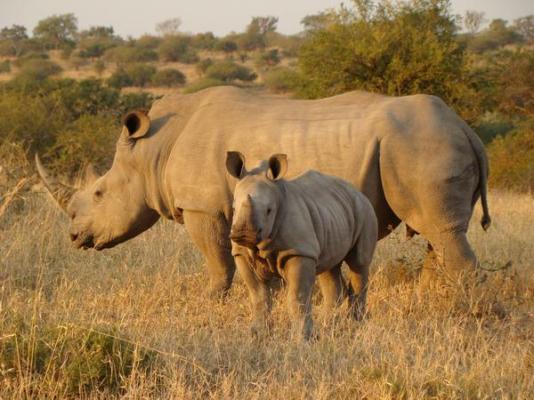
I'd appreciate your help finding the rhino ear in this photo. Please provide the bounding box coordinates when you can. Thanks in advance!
[226,151,246,179]
[122,110,150,139]
[267,154,288,181]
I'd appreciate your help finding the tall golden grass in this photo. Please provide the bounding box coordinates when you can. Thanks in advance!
[0,190,532,399]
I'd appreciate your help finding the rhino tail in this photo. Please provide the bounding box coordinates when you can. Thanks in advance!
[462,125,491,231]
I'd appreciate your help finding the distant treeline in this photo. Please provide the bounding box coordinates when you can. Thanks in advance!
[0,0,532,191]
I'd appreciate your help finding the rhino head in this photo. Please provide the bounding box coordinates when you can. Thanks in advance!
[226,151,287,249]
[36,111,160,250]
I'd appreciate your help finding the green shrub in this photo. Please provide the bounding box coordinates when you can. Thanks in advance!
[296,0,478,119]
[205,60,256,82]
[135,35,162,50]
[12,51,49,67]
[0,78,155,173]
[0,59,10,73]
[107,67,132,88]
[192,32,218,50]
[487,119,534,192]
[474,112,515,144]
[255,49,281,68]
[126,63,157,87]
[152,68,186,87]
[216,39,238,53]
[263,67,304,94]
[15,58,62,81]
[195,58,214,76]
[158,36,198,63]
[0,90,63,150]
[50,114,118,172]
[0,323,157,396]
[93,59,106,76]
[107,64,156,88]
[117,92,156,115]
[104,45,158,63]
[183,77,230,94]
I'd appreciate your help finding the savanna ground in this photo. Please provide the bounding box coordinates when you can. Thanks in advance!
[0,189,532,399]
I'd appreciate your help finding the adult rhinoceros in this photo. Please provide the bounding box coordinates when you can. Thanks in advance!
[36,86,490,297]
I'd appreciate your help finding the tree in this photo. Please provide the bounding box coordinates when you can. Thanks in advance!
[79,26,115,39]
[239,16,279,51]
[0,24,28,56]
[158,35,198,63]
[216,39,238,54]
[463,10,485,34]
[297,0,477,118]
[33,14,78,49]
[156,18,182,36]
[78,26,120,58]
[301,11,336,32]
[513,15,534,44]
[467,18,522,52]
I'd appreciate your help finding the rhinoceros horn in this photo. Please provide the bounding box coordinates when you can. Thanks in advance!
[35,154,76,211]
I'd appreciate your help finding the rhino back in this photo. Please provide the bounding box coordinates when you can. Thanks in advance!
[275,171,370,271]
[165,87,391,215]
[161,87,478,226]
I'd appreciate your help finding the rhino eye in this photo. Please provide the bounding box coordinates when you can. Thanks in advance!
[267,208,272,215]
[93,190,103,201]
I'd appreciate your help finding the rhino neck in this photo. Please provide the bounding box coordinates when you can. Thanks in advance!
[136,120,180,221]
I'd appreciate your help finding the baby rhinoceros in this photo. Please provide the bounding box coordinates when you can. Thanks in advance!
[226,152,378,340]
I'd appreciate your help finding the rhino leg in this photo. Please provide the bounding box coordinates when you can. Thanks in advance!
[283,256,316,341]
[423,229,478,286]
[234,255,271,336]
[183,210,236,298]
[317,264,346,310]
[344,248,373,321]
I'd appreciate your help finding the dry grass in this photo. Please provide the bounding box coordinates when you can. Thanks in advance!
[0,190,532,399]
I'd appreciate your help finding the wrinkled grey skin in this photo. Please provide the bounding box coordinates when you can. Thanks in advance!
[37,87,490,298]
[228,153,378,339]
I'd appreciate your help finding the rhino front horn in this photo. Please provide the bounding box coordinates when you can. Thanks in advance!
[35,154,76,212]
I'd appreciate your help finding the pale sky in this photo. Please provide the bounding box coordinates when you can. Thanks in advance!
[0,0,532,37]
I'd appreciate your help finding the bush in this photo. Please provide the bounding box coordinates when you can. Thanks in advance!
[474,112,515,144]
[125,63,157,87]
[51,114,117,172]
[195,58,214,76]
[183,77,230,94]
[15,58,62,81]
[0,90,63,150]
[135,34,162,50]
[152,68,186,87]
[263,67,304,93]
[107,64,156,88]
[93,59,106,76]
[104,45,158,63]
[12,51,49,67]
[192,32,218,50]
[107,67,132,88]
[0,78,155,173]
[0,323,157,396]
[205,60,256,82]
[78,37,118,58]
[255,49,281,68]
[216,39,238,53]
[297,0,478,118]
[487,119,534,192]
[0,59,10,73]
[158,36,198,63]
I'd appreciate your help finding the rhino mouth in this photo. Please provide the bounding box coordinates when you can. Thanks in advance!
[73,233,95,250]
[230,229,261,249]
